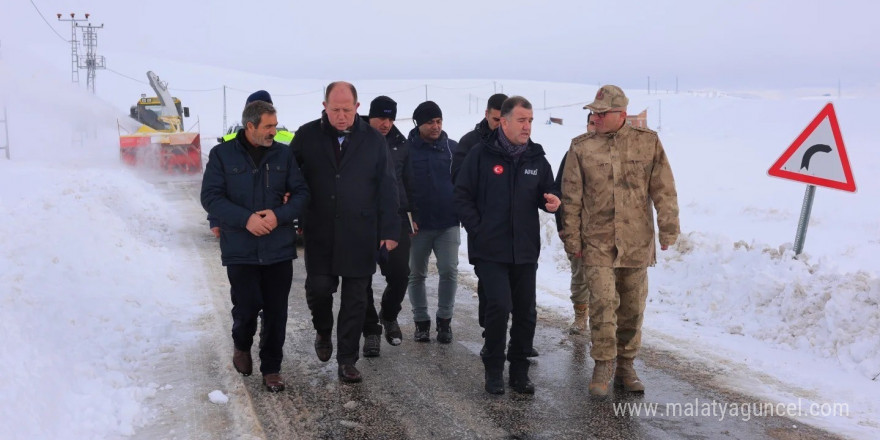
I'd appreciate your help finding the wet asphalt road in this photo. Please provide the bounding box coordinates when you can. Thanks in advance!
[235,260,841,440]
[178,180,841,440]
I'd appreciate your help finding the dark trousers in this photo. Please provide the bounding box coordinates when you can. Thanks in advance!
[364,223,412,335]
[227,261,293,374]
[477,280,485,329]
[474,260,537,370]
[306,274,370,365]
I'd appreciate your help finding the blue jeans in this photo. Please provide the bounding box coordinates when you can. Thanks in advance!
[408,226,460,322]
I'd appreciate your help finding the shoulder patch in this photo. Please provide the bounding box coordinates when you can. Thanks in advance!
[571,131,595,146]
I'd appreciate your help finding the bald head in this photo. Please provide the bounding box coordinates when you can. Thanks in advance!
[323,81,360,131]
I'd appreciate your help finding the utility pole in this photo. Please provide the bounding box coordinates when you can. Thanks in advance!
[657,99,662,132]
[57,13,89,85]
[0,106,9,160]
[76,21,105,94]
[0,41,5,159]
[424,84,428,101]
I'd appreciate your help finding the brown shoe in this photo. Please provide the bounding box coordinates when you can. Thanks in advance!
[262,373,285,392]
[315,332,333,362]
[233,349,252,376]
[589,359,615,398]
[614,357,646,393]
[338,364,362,383]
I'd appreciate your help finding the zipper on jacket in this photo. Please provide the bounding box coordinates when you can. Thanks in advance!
[266,163,270,188]
[510,158,518,263]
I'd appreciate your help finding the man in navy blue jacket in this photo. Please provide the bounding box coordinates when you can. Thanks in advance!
[454,96,560,395]
[406,101,461,344]
[201,100,309,392]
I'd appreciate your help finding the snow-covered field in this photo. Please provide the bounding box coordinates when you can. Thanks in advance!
[0,41,878,439]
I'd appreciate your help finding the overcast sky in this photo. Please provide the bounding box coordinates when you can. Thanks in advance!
[8,0,880,90]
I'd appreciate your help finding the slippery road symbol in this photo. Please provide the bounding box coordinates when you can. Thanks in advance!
[800,144,832,170]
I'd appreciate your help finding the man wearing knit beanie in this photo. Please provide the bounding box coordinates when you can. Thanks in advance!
[247,90,273,105]
[368,96,397,122]
[412,101,442,127]
[406,101,460,346]
[360,95,416,357]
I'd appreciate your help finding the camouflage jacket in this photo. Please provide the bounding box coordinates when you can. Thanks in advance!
[560,124,679,267]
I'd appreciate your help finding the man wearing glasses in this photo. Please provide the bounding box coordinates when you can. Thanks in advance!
[560,85,680,398]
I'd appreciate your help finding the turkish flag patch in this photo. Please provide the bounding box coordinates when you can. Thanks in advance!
[493,165,504,175]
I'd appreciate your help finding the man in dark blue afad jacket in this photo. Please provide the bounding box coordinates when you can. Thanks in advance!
[406,101,461,345]
[360,96,416,357]
[291,82,399,384]
[454,96,560,395]
[201,100,309,393]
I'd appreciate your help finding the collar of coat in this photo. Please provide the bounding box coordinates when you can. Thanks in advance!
[596,121,633,139]
[320,110,362,138]
[406,127,450,151]
[360,115,406,147]
[482,129,546,159]
[475,118,492,137]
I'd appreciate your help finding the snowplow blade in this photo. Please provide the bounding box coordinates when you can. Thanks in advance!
[119,131,202,174]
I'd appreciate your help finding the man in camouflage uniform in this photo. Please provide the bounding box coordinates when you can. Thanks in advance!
[561,85,679,397]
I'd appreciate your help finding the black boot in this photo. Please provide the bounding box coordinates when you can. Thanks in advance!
[508,361,535,394]
[414,320,431,342]
[436,317,453,344]
[484,369,505,395]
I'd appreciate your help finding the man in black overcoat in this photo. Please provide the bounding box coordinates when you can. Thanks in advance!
[290,81,399,383]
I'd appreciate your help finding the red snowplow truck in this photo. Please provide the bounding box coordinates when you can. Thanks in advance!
[119,71,202,174]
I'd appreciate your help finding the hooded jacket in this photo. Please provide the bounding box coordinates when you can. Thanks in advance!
[407,127,458,231]
[452,118,493,180]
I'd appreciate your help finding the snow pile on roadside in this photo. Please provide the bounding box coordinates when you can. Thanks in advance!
[0,162,207,438]
[653,231,880,380]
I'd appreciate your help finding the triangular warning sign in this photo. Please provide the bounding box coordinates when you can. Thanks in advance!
[768,102,856,192]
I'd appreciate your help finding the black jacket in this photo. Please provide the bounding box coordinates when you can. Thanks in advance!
[361,116,416,223]
[291,113,399,277]
[408,128,459,231]
[452,118,493,181]
[201,131,309,266]
[454,130,557,265]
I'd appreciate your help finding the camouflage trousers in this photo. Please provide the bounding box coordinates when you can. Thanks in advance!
[585,266,648,361]
[569,255,589,305]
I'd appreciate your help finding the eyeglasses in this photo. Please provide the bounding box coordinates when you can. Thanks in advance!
[594,110,621,118]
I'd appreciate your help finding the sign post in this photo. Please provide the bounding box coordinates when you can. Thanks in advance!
[768,102,855,256]
[792,185,816,255]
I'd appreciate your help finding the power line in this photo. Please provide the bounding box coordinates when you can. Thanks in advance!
[431,82,493,90]
[106,68,221,91]
[274,89,323,97]
[174,86,224,92]
[29,0,67,42]
[106,68,147,84]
